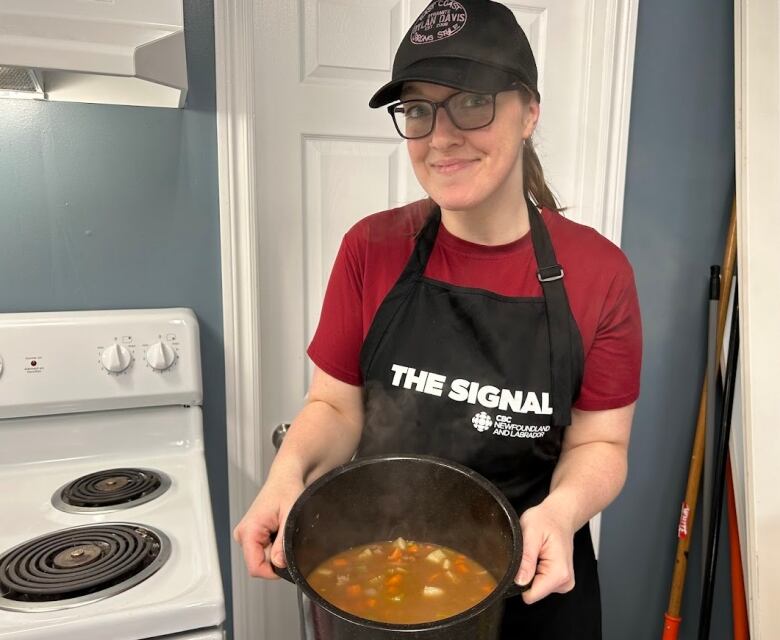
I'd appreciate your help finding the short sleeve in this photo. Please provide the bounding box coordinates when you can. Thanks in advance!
[573,260,642,411]
[306,233,365,386]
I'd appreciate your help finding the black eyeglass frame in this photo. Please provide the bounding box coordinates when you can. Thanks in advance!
[386,84,525,140]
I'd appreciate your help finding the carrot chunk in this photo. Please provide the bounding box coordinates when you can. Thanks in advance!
[346,584,362,597]
[386,574,403,586]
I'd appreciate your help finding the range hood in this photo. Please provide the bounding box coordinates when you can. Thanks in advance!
[0,0,187,108]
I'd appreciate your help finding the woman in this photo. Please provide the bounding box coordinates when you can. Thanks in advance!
[234,1,642,637]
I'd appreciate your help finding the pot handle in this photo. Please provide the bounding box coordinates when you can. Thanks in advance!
[503,578,533,599]
[272,562,295,583]
[268,531,295,583]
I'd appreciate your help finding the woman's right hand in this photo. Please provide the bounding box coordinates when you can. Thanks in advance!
[233,475,305,579]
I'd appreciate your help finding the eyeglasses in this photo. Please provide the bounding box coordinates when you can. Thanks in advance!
[387,91,500,140]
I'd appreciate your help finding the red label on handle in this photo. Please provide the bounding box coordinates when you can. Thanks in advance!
[678,503,690,539]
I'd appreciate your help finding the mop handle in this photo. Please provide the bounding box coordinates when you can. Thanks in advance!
[697,281,740,639]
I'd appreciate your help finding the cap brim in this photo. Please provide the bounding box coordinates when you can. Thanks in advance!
[369,58,526,108]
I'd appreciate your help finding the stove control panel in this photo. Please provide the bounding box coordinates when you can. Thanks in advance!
[0,308,202,419]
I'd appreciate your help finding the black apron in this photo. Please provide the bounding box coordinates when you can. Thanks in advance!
[358,201,601,639]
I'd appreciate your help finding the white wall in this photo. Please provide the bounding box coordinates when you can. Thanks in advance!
[734,0,780,636]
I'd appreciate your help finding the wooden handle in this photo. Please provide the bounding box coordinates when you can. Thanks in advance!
[663,198,737,626]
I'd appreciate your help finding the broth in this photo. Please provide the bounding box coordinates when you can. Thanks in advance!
[306,538,498,624]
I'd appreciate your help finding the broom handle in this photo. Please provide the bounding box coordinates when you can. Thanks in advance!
[662,200,737,638]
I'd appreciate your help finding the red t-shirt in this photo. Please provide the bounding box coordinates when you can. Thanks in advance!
[307,199,642,411]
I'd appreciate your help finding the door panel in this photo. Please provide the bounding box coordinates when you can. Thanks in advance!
[302,135,418,382]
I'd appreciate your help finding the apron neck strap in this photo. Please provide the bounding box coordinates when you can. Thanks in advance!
[406,200,561,282]
[398,205,441,281]
[528,198,564,284]
[527,199,575,426]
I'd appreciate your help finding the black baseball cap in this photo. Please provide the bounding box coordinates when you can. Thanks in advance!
[369,0,539,108]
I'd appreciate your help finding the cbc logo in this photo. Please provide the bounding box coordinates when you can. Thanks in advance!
[472,412,493,432]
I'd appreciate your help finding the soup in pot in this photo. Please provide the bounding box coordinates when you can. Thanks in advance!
[306,537,498,624]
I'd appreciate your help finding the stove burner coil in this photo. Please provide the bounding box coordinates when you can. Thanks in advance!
[0,524,170,612]
[52,468,171,513]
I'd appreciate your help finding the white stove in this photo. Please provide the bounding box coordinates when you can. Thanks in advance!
[0,309,225,640]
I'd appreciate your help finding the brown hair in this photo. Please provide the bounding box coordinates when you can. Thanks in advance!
[518,86,564,212]
[522,137,563,212]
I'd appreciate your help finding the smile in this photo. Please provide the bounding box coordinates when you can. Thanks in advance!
[430,159,478,175]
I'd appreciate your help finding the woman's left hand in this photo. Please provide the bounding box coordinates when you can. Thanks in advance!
[515,500,576,604]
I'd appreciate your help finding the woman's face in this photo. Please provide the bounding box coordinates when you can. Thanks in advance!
[402,82,538,213]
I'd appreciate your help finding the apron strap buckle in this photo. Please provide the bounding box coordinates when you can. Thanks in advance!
[537,264,564,282]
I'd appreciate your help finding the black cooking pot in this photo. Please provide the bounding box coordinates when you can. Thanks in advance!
[274,455,527,639]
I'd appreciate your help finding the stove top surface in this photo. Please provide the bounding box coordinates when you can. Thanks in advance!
[0,407,225,640]
[52,468,172,513]
[0,523,171,612]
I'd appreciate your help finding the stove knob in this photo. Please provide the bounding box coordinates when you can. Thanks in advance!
[100,344,132,373]
[146,341,177,371]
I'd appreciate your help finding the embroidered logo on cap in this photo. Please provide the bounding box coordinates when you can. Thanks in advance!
[410,0,468,45]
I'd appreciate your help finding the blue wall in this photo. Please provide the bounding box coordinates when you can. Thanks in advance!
[601,0,736,638]
[0,0,232,634]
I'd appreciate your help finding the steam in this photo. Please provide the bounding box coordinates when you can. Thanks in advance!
[359,379,423,456]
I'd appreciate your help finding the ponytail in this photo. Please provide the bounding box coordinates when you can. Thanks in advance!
[522,136,563,212]
[517,82,564,212]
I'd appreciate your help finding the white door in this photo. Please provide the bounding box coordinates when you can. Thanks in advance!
[220,1,638,638]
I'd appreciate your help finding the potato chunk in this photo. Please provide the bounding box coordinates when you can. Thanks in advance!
[392,537,407,550]
[425,549,447,564]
